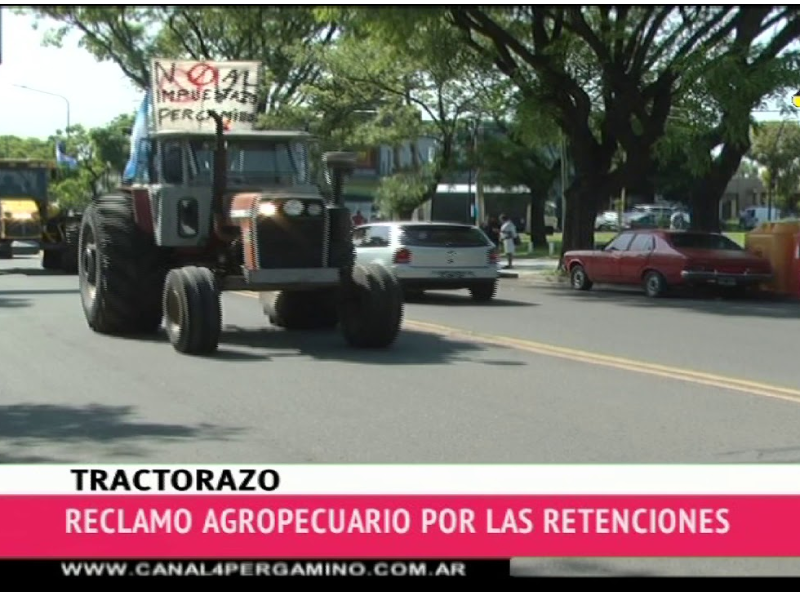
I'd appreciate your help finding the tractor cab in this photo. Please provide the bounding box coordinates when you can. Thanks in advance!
[128,129,327,249]
[140,129,316,189]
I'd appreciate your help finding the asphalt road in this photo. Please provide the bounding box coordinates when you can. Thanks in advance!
[3,254,800,466]
[5,254,800,576]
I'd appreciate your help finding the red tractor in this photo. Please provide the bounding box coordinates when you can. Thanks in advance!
[76,111,403,355]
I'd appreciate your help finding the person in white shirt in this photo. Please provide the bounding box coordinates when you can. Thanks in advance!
[670,210,687,230]
[499,214,517,269]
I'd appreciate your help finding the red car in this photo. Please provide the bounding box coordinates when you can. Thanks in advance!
[564,229,773,298]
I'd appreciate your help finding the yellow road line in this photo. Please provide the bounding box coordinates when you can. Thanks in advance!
[229,290,800,404]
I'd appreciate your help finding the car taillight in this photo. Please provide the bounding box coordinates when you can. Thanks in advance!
[394,248,412,264]
[488,249,498,264]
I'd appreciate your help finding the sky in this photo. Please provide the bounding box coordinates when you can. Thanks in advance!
[0,8,142,139]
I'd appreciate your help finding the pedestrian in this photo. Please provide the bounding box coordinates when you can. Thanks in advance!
[499,213,517,269]
[352,210,366,226]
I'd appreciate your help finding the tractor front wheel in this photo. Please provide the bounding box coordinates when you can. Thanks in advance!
[339,263,403,349]
[163,266,222,355]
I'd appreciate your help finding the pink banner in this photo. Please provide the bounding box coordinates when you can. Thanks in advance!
[2,495,799,558]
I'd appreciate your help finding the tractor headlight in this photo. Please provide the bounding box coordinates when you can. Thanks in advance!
[259,202,277,217]
[283,199,304,217]
[307,203,323,217]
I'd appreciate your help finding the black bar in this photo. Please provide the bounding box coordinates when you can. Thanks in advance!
[0,558,511,582]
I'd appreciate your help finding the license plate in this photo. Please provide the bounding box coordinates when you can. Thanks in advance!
[437,271,470,279]
[718,277,736,286]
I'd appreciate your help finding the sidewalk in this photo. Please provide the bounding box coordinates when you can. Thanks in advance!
[497,258,562,281]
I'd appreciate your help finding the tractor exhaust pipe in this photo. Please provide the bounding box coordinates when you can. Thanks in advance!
[206,110,228,222]
[322,152,357,206]
[206,110,237,241]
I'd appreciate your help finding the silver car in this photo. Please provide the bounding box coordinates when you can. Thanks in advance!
[353,221,500,301]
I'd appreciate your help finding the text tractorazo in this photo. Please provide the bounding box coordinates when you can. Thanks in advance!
[71,468,280,492]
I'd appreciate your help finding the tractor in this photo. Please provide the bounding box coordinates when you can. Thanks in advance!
[0,158,80,271]
[76,110,404,355]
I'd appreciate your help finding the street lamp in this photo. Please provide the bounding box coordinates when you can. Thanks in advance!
[13,84,71,137]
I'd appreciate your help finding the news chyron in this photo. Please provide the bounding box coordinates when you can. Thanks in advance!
[71,467,281,493]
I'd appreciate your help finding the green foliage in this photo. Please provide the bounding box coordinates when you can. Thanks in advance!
[374,166,436,219]
[24,6,337,112]
[749,120,800,211]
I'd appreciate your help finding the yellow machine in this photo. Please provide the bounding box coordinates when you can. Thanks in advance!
[0,159,80,270]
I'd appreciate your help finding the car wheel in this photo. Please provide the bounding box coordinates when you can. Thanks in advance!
[570,265,593,291]
[643,270,667,298]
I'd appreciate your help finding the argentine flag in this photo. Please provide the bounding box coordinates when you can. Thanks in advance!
[123,91,152,183]
[55,140,78,170]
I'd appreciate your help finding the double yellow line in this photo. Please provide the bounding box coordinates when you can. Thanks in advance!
[406,320,800,405]
[232,291,800,404]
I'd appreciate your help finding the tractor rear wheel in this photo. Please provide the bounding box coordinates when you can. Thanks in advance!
[42,249,61,270]
[163,266,221,355]
[263,290,339,330]
[78,194,166,335]
[339,263,403,349]
[60,221,80,274]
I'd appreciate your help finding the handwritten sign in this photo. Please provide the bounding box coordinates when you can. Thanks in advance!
[150,59,262,132]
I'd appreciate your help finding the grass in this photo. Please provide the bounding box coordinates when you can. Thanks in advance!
[515,230,748,258]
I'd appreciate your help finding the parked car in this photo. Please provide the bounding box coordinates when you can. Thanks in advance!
[595,211,619,231]
[563,229,773,298]
[621,204,675,229]
[353,221,499,301]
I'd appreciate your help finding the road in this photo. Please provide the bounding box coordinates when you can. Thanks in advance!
[4,254,800,575]
[3,254,800,465]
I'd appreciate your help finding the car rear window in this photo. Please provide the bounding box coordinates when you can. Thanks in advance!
[399,225,490,247]
[668,233,742,251]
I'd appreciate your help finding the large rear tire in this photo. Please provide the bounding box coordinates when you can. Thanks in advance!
[60,221,80,274]
[339,263,403,349]
[263,290,339,330]
[78,194,166,335]
[163,266,221,355]
[42,249,61,270]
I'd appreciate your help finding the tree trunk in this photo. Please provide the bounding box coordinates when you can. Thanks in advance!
[560,183,602,265]
[529,195,548,248]
[688,142,749,232]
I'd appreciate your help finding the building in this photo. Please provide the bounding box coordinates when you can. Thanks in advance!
[719,175,767,221]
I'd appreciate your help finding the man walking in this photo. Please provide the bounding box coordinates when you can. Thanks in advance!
[499,214,517,269]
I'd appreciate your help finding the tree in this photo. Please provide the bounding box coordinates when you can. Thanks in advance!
[471,88,563,247]
[25,7,337,114]
[49,114,134,210]
[311,7,494,219]
[0,136,53,160]
[749,120,800,213]
[447,6,800,255]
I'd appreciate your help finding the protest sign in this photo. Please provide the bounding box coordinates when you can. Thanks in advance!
[150,59,262,132]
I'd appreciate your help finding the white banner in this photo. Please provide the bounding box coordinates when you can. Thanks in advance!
[0,465,799,494]
[150,59,262,132]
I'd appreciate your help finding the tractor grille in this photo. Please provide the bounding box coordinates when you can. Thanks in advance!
[2,220,41,239]
[255,215,327,269]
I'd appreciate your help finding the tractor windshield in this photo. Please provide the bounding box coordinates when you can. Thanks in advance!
[188,139,310,186]
[0,167,47,200]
